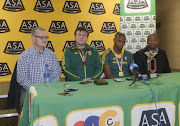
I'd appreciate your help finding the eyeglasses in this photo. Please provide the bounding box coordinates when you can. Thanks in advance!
[34,36,49,40]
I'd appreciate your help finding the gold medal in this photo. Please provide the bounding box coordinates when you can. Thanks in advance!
[119,72,124,77]
[82,62,86,66]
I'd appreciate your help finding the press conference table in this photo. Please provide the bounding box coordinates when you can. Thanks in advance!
[19,72,180,126]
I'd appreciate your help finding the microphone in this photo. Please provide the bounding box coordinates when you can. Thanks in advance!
[129,63,142,77]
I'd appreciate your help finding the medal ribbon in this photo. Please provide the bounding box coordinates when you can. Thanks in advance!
[113,49,123,72]
[77,49,88,62]
[77,49,88,79]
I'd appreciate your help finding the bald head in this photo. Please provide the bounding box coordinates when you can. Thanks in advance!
[114,32,126,39]
[147,34,159,51]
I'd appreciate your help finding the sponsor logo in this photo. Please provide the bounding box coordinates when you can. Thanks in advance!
[4,41,25,54]
[152,15,156,21]
[131,102,175,126]
[77,21,93,33]
[138,23,146,29]
[143,30,151,36]
[125,30,133,36]
[0,63,11,76]
[130,37,138,43]
[125,0,150,13]
[121,24,128,30]
[125,38,129,44]
[126,45,133,50]
[143,15,151,22]
[134,16,142,22]
[135,44,142,50]
[0,19,10,33]
[66,106,124,126]
[127,0,148,9]
[113,4,120,15]
[101,22,117,34]
[46,41,54,52]
[34,0,54,12]
[89,2,105,15]
[125,16,133,22]
[62,41,75,52]
[90,40,105,52]
[120,16,124,23]
[3,0,25,12]
[147,23,155,29]
[130,23,137,29]
[62,1,81,14]
[19,20,38,33]
[49,21,68,34]
[139,37,147,43]
[134,30,142,36]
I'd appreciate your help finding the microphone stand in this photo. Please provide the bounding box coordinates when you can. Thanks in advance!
[129,72,142,86]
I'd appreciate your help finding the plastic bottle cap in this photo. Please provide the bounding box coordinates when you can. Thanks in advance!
[45,64,49,67]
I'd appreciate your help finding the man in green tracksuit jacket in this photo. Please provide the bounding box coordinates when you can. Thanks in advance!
[62,27,103,81]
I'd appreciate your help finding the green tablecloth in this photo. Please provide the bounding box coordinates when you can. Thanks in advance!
[19,72,180,126]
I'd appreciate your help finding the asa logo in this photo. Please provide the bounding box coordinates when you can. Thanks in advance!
[3,0,25,12]
[34,0,54,12]
[0,63,11,76]
[77,21,93,33]
[131,102,175,126]
[66,106,124,126]
[90,40,105,52]
[49,21,68,34]
[62,41,75,52]
[46,41,54,52]
[113,4,120,15]
[19,20,38,33]
[101,22,117,34]
[4,41,25,54]
[62,1,81,14]
[89,2,106,15]
[127,0,148,9]
[0,19,10,33]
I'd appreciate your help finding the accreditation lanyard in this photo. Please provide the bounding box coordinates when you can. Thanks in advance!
[77,49,88,63]
[113,49,123,72]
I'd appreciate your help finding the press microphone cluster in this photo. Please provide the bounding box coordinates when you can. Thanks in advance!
[129,63,142,78]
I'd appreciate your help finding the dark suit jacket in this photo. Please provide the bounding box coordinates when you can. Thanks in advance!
[6,62,22,113]
[133,46,171,74]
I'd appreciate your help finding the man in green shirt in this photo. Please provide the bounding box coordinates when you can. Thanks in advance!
[62,27,103,81]
[102,32,134,78]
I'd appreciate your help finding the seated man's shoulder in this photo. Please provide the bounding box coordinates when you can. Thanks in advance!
[102,48,112,57]
[135,47,148,55]
[158,48,166,54]
[19,47,33,57]
[124,49,133,57]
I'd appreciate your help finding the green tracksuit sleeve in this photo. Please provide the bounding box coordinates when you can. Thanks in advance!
[62,48,81,81]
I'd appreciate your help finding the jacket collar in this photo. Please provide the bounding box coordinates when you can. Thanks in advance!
[72,43,91,50]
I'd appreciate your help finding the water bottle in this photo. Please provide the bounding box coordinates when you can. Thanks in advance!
[44,64,51,87]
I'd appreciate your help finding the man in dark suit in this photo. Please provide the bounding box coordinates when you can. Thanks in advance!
[134,34,171,74]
